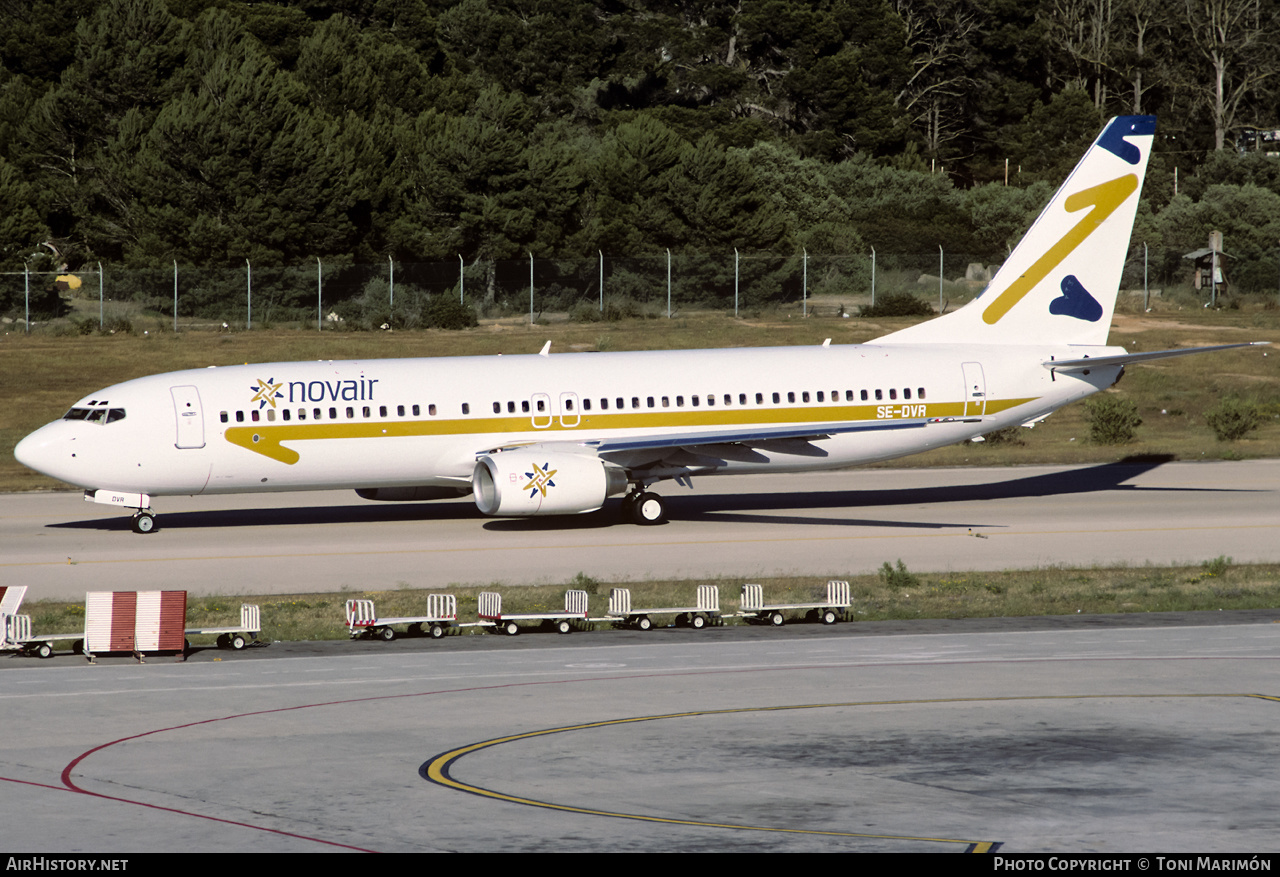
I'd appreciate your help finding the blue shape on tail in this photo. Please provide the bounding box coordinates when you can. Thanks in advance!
[1050,275,1103,322]
[1097,115,1157,165]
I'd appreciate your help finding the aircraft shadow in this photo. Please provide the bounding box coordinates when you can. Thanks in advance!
[48,456,1245,534]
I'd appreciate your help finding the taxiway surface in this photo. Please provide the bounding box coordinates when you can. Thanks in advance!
[2,617,1277,852]
[3,459,1279,600]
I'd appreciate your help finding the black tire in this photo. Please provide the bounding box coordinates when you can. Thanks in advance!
[379,626,395,641]
[131,512,157,534]
[821,609,838,625]
[230,634,247,650]
[216,634,230,649]
[770,611,785,627]
[556,619,572,635]
[36,643,53,659]
[430,624,446,639]
[505,621,520,636]
[691,614,706,630]
[636,615,652,631]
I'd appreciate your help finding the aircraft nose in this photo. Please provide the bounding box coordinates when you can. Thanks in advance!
[14,422,71,480]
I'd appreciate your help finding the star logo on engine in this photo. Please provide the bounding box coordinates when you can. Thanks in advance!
[250,377,284,409]
[523,462,558,498]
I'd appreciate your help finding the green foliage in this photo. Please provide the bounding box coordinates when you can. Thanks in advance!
[422,295,478,330]
[859,291,934,317]
[1205,398,1262,442]
[1086,394,1142,445]
[879,559,921,590]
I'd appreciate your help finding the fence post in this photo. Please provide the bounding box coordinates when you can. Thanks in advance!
[24,263,29,334]
[667,248,671,318]
[173,260,178,333]
[245,258,251,330]
[871,247,876,307]
[802,248,808,317]
[458,254,464,303]
[529,252,534,324]
[99,262,104,330]
[599,250,603,312]
[734,248,739,317]
[317,257,323,331]
[388,254,394,323]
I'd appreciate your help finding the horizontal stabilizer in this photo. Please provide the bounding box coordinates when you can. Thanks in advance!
[1044,342,1269,371]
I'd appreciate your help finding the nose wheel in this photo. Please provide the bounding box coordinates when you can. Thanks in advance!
[131,511,158,534]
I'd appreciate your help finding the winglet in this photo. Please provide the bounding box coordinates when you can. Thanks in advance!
[539,340,551,357]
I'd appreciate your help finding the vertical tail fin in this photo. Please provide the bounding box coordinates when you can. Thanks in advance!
[876,116,1156,347]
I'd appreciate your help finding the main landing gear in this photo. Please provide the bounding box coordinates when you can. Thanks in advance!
[621,489,667,525]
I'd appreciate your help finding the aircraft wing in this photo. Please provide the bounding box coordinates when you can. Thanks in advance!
[585,417,945,455]
[1045,342,1269,371]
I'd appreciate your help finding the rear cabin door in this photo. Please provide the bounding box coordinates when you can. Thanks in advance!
[961,362,987,417]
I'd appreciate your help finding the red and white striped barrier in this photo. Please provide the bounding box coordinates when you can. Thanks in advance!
[85,591,187,657]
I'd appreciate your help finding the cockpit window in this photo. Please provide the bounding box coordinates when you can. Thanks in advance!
[62,407,125,424]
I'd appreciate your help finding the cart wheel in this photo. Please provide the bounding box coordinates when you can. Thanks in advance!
[556,619,572,635]
[230,633,247,650]
[36,642,53,659]
[408,622,423,636]
[429,624,446,639]
[504,621,520,636]
[690,614,706,630]
[379,626,396,642]
[72,639,84,655]
[821,609,838,625]
[636,615,652,631]
[216,634,230,649]
[770,611,785,627]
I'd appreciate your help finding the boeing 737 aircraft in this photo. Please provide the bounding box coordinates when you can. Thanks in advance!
[14,116,1265,532]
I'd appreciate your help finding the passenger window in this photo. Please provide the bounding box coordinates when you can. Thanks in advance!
[754,393,762,405]
[583,398,592,411]
[251,410,260,422]
[314,408,322,420]
[600,398,608,410]
[330,407,338,419]
[846,390,854,402]
[632,397,640,409]
[522,400,530,413]
[412,405,421,416]
[428,404,436,416]
[802,392,810,403]
[281,410,290,422]
[398,405,405,417]
[362,406,371,417]
[787,392,796,403]
[647,397,655,408]
[493,402,501,414]
[675,396,682,407]
[298,409,306,421]
[461,403,470,415]
[875,390,883,401]
[772,393,780,404]
[236,411,245,423]
[903,389,911,400]
[220,412,228,423]
[918,388,926,399]
[346,407,355,418]
[380,406,387,417]
[662,397,670,408]
[617,398,625,409]
[861,390,868,401]
[816,391,824,402]
[508,401,516,413]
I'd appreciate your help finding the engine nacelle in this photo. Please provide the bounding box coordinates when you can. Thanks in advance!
[473,452,628,516]
[356,486,470,502]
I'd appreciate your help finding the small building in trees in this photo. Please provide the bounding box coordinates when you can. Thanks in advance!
[1183,231,1229,303]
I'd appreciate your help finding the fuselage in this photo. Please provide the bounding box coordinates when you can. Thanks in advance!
[14,341,1121,499]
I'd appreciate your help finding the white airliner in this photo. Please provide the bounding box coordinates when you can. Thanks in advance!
[14,116,1264,533]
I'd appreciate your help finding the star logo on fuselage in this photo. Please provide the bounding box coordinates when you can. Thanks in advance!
[523,462,558,498]
[250,377,284,409]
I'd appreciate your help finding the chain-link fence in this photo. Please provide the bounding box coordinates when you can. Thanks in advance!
[3,244,1265,332]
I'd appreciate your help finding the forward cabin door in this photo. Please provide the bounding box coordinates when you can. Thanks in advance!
[170,385,205,449]
[961,362,987,417]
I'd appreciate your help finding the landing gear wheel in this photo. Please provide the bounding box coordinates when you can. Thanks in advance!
[131,512,157,534]
[556,619,572,635]
[636,615,653,631]
[690,614,707,630]
[629,491,667,525]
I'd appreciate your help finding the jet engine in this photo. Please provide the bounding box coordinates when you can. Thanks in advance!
[472,452,628,516]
